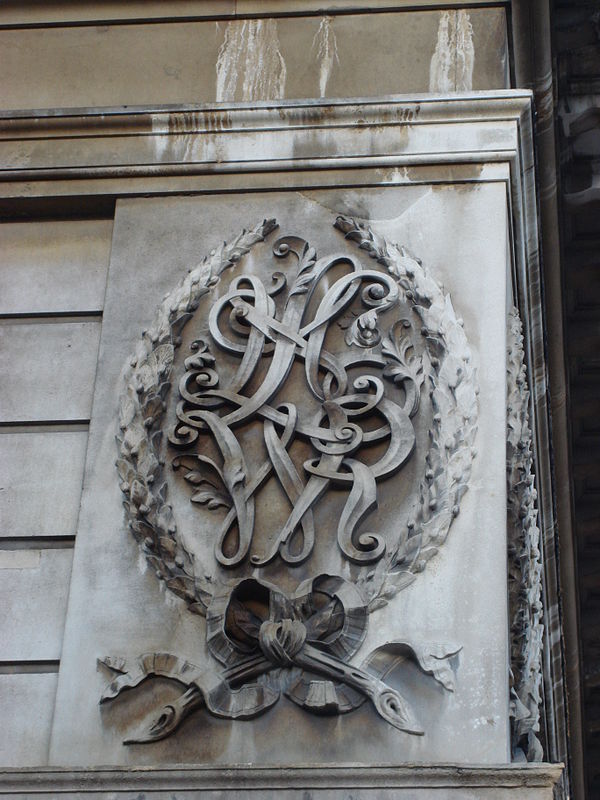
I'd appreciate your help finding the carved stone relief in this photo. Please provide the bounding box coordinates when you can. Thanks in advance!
[101,215,479,744]
[507,308,544,762]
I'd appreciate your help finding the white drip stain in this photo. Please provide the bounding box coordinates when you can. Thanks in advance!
[167,112,197,163]
[429,11,474,93]
[216,21,242,101]
[454,11,475,91]
[137,548,149,576]
[216,19,286,102]
[151,115,170,161]
[151,109,235,164]
[312,16,339,98]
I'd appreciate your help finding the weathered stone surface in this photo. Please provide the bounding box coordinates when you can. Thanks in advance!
[0,104,520,178]
[50,184,508,766]
[0,548,72,661]
[0,673,58,767]
[0,220,112,315]
[0,431,88,539]
[0,322,101,422]
[0,9,507,111]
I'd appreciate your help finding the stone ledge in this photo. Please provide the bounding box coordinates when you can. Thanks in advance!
[0,763,564,795]
[0,93,532,201]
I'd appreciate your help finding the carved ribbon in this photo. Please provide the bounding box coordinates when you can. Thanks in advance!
[100,576,460,743]
[170,236,417,567]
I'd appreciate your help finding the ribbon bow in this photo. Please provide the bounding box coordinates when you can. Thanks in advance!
[100,575,459,743]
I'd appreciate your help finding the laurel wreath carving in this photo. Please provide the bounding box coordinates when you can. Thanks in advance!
[116,220,277,615]
[116,216,478,617]
[333,218,479,609]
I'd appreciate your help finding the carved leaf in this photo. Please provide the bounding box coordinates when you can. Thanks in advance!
[183,471,205,485]
[289,245,317,297]
[166,575,196,601]
[173,454,232,512]
[141,395,166,428]
[506,307,544,761]
[190,490,231,510]
[381,320,424,416]
[158,537,176,558]
[119,392,137,431]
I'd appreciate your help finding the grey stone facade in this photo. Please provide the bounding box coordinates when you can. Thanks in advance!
[0,2,568,797]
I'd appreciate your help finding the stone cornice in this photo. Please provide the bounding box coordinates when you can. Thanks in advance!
[0,93,532,197]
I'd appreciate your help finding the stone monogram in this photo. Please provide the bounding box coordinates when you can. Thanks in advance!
[169,233,419,569]
[102,215,478,743]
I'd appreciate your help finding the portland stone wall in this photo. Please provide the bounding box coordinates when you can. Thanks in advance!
[0,2,562,797]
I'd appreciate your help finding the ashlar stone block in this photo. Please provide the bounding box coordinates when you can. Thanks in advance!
[0,220,112,315]
[0,431,88,539]
[0,322,101,423]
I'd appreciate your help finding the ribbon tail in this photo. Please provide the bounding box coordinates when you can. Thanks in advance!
[98,652,204,703]
[100,651,281,744]
[295,643,423,735]
[362,641,462,693]
[123,680,281,744]
[371,685,423,735]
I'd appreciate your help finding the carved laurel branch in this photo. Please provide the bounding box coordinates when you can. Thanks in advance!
[506,307,544,762]
[116,220,278,615]
[333,217,479,610]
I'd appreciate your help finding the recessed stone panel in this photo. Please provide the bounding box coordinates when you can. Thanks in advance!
[50,185,508,766]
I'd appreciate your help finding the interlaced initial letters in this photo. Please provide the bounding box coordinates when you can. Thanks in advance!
[169,236,420,567]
